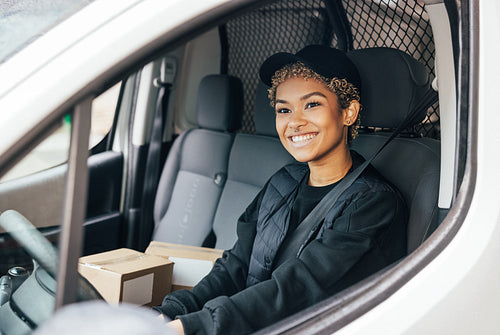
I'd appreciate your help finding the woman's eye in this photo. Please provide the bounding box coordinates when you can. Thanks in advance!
[306,102,320,109]
[276,108,291,114]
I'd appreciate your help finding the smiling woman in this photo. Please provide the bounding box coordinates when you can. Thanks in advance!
[154,45,408,335]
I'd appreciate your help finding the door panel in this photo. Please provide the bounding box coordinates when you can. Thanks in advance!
[0,150,124,274]
[84,150,124,254]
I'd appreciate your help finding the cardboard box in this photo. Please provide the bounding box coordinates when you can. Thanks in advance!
[78,248,173,306]
[145,241,224,291]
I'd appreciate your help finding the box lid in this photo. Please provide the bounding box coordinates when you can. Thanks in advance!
[145,241,223,262]
[79,248,172,274]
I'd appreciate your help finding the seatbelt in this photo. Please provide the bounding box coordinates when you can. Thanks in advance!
[296,88,438,257]
[138,57,176,251]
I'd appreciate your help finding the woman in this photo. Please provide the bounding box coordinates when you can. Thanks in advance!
[157,45,408,335]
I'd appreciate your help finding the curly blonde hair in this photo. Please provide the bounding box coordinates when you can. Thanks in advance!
[268,62,362,140]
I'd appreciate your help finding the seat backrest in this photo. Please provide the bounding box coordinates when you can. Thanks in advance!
[347,48,440,253]
[212,83,295,249]
[152,74,243,246]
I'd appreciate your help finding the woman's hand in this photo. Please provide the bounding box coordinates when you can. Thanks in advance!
[167,319,185,335]
[157,314,185,334]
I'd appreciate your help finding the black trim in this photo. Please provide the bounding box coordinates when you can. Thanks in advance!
[452,0,471,202]
[106,80,126,151]
[123,72,143,250]
[324,0,353,51]
[219,25,229,74]
[138,83,172,251]
[444,0,460,77]
[8,299,37,330]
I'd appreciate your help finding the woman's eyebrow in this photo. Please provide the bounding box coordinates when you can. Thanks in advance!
[276,91,327,105]
[300,91,327,100]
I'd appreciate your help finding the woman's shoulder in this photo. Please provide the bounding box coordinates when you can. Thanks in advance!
[349,150,401,197]
[270,161,309,185]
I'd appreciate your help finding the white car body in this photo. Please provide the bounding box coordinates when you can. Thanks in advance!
[1,0,499,333]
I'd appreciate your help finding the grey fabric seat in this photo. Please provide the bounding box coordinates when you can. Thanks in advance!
[153,74,243,246]
[212,83,295,249]
[347,47,441,253]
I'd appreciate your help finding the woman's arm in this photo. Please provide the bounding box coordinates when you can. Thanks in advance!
[177,189,407,334]
[153,188,264,319]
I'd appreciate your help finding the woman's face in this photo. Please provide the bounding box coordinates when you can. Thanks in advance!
[274,77,349,165]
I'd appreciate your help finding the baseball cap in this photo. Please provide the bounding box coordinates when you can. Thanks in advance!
[259,44,361,92]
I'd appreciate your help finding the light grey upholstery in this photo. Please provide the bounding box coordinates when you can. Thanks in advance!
[153,75,243,246]
[213,83,295,249]
[348,48,441,253]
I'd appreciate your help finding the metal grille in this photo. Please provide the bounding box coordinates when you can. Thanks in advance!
[342,0,439,138]
[226,0,332,134]
[226,0,439,138]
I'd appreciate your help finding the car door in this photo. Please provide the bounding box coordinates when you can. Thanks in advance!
[0,83,125,275]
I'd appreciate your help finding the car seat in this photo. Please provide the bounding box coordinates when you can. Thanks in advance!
[152,74,243,246]
[211,83,295,249]
[348,47,441,253]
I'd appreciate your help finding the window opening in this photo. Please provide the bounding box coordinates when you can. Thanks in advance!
[0,83,120,182]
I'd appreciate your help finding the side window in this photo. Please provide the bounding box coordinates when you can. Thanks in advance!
[0,83,120,183]
[90,83,121,148]
[0,114,70,275]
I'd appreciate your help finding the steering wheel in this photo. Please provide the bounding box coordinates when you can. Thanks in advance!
[0,210,102,329]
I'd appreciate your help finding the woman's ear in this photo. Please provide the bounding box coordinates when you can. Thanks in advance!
[343,100,360,125]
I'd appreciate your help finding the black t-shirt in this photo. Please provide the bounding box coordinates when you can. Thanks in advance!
[287,174,344,234]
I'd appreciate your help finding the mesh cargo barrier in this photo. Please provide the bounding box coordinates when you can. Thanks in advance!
[225,0,439,139]
[343,0,439,137]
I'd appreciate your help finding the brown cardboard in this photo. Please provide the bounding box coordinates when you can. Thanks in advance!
[78,248,173,306]
[145,241,223,291]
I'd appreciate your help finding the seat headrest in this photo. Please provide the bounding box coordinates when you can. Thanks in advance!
[197,75,243,131]
[254,82,278,137]
[347,48,430,128]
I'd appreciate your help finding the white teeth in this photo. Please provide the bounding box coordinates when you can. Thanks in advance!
[291,133,316,143]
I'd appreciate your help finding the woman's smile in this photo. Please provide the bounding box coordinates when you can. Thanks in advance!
[289,132,318,145]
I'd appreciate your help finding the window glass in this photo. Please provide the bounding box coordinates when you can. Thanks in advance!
[0,83,120,183]
[0,115,68,274]
[0,121,70,183]
[90,83,120,147]
[0,112,73,331]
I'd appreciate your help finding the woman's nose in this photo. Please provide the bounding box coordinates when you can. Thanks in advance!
[288,110,306,128]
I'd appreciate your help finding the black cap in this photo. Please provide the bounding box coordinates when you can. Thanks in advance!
[259,45,361,92]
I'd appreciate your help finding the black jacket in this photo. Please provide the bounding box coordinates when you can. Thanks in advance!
[155,152,408,334]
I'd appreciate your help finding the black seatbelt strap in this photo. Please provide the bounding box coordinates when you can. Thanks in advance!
[296,87,438,257]
[138,57,176,251]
